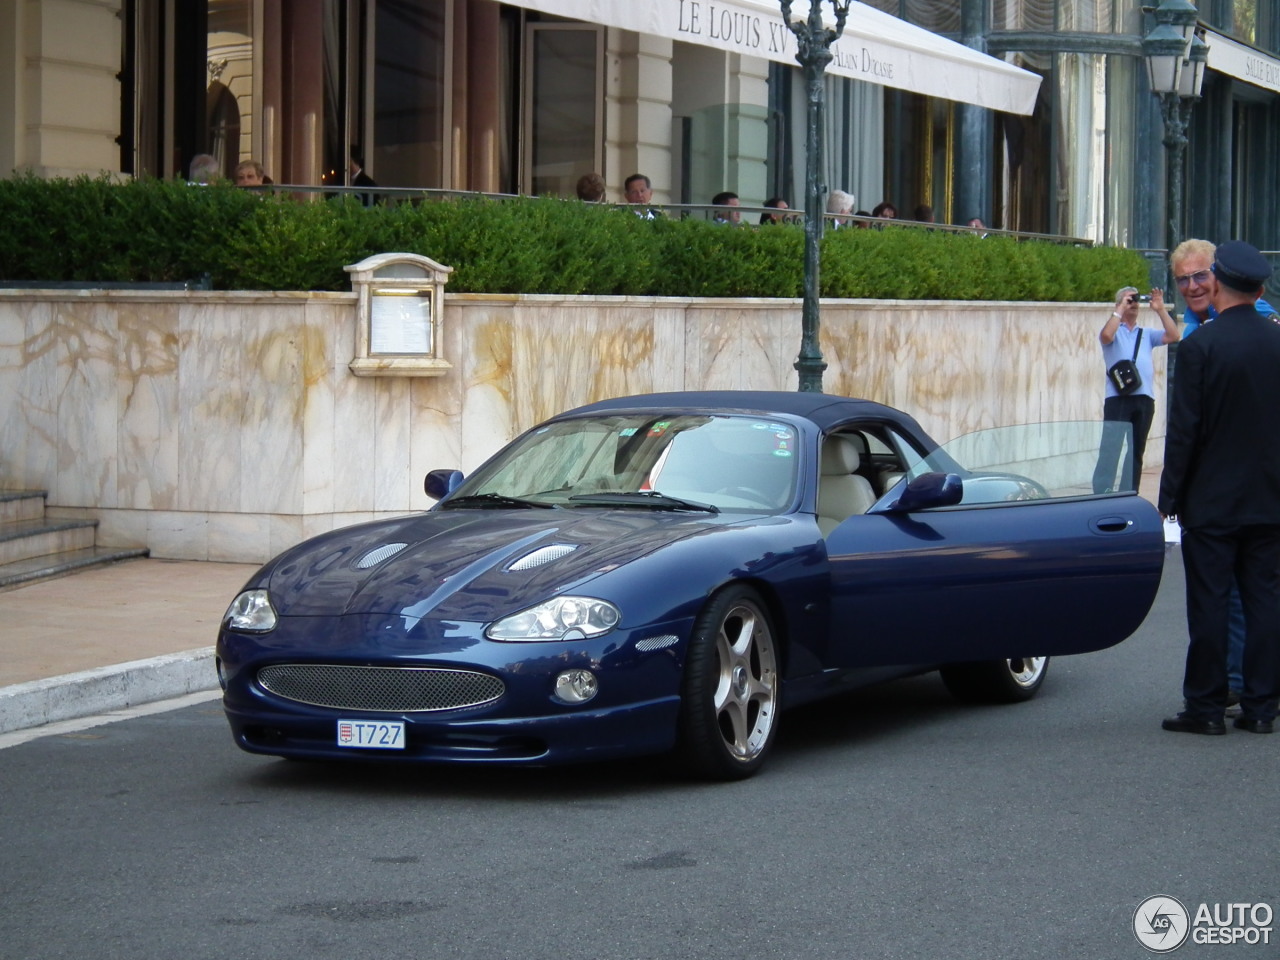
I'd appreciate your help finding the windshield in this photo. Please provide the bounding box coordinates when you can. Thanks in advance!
[449,414,800,512]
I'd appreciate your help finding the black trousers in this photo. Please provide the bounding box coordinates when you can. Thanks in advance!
[1181,525,1280,721]
[1092,394,1155,494]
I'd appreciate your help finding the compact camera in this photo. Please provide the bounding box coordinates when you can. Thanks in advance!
[1135,294,1151,303]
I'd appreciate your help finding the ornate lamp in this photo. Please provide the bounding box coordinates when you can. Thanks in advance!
[780,0,852,393]
[1142,0,1202,268]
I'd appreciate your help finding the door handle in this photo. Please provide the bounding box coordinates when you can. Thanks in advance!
[1092,515,1134,533]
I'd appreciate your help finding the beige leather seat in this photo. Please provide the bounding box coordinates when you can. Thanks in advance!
[817,436,877,536]
[879,469,906,492]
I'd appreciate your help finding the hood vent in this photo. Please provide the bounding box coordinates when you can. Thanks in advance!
[355,542,409,569]
[508,543,578,571]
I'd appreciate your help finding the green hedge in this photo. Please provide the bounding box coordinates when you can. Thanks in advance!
[0,175,1148,299]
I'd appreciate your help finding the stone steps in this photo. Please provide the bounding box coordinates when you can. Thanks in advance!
[0,490,148,591]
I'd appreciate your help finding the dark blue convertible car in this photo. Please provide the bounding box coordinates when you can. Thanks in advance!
[216,391,1164,779]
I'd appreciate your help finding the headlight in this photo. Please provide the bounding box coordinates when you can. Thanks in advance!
[223,589,278,633]
[486,596,620,641]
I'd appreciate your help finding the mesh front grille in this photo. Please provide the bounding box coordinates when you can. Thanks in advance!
[257,664,505,712]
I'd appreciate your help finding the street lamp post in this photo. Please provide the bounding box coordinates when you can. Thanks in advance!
[1142,0,1206,273]
[781,0,851,393]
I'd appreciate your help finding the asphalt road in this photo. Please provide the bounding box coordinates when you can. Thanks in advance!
[2,546,1277,960]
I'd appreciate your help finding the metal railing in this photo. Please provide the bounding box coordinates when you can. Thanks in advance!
[0,276,211,291]
[254,183,1094,246]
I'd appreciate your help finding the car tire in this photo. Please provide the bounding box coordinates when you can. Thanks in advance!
[940,656,1049,704]
[675,585,780,781]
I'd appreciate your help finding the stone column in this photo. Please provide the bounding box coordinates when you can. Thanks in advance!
[604,30,674,203]
[0,0,124,177]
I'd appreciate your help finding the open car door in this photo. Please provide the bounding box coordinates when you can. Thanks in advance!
[823,422,1165,668]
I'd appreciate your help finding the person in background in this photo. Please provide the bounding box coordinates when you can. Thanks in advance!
[1159,241,1280,736]
[871,201,898,220]
[825,190,855,229]
[853,210,872,228]
[760,197,791,224]
[624,173,659,219]
[349,153,376,188]
[576,172,606,202]
[913,203,935,223]
[187,154,220,184]
[1091,284,1179,494]
[711,191,741,224]
[347,151,377,205]
[234,160,266,187]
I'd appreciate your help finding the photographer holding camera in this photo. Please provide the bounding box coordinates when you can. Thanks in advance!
[1091,285,1180,494]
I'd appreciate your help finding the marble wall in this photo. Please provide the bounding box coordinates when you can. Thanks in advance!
[0,290,1164,563]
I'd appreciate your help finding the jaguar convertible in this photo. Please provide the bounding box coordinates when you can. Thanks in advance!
[216,391,1164,779]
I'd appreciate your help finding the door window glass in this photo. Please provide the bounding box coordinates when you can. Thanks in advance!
[525,24,602,198]
[374,0,447,188]
[206,0,255,177]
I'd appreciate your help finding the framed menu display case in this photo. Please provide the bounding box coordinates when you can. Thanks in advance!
[345,253,453,377]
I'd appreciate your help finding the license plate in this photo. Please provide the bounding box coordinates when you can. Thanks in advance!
[336,719,405,750]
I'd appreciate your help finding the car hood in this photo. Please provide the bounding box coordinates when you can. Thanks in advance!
[261,509,733,622]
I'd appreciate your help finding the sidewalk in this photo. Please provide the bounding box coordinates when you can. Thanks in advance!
[0,559,257,734]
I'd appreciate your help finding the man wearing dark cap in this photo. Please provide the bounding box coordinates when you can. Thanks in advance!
[1159,240,1280,736]
[1170,239,1279,710]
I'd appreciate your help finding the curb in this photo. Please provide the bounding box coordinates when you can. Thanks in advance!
[0,647,218,734]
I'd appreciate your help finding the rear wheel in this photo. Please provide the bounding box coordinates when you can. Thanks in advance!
[940,656,1049,703]
[675,585,779,780]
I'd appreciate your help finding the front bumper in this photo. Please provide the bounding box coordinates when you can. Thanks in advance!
[216,611,690,766]
[223,695,681,765]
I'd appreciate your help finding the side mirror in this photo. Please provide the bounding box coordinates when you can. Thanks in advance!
[425,469,465,501]
[891,472,963,512]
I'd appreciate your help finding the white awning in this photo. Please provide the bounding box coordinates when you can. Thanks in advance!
[506,0,1042,115]
[1204,29,1280,96]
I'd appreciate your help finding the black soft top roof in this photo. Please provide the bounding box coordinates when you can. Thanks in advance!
[566,391,930,438]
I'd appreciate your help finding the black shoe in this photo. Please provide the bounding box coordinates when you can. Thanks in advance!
[1162,713,1227,735]
[1232,717,1274,734]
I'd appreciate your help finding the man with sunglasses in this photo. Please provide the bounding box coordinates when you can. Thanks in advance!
[1172,238,1278,336]
[1170,240,1278,711]
[1092,285,1180,494]
[1159,240,1280,736]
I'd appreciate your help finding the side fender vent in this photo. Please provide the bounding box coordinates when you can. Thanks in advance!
[635,634,679,652]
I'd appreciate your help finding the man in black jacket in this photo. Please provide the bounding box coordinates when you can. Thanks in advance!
[1159,240,1280,735]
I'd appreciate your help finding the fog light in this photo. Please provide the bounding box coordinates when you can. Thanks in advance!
[215,657,227,691]
[553,669,598,704]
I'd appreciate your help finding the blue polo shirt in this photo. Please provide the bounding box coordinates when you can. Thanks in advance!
[1182,297,1277,336]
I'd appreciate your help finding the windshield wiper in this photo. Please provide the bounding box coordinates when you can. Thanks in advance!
[567,491,719,513]
[442,492,556,510]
